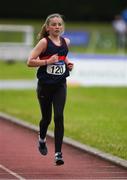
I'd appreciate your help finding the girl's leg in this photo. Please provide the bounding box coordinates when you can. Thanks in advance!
[37,83,52,140]
[53,83,67,153]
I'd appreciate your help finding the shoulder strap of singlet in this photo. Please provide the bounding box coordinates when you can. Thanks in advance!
[61,37,68,47]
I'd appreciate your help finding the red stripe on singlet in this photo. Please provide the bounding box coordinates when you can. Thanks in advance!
[40,55,66,61]
[58,56,66,60]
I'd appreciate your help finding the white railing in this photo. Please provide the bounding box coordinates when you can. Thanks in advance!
[0,24,34,61]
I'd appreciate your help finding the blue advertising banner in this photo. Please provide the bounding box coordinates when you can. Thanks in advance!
[63,31,90,46]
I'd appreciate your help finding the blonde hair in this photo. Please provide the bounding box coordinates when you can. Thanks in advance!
[37,13,64,40]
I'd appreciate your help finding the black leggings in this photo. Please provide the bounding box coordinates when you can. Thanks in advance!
[37,81,67,153]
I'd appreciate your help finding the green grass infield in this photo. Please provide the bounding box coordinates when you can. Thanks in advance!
[0,87,127,160]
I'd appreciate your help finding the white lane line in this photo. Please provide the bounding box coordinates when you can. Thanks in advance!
[0,164,26,180]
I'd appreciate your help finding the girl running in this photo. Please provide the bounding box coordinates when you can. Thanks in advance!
[27,13,74,165]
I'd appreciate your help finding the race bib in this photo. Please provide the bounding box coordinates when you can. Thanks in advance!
[46,64,66,75]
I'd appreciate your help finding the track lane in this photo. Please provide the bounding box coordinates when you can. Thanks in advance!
[0,117,127,179]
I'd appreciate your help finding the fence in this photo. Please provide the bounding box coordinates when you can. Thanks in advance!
[0,24,34,61]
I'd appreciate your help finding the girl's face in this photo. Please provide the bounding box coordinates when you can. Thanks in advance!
[46,17,64,36]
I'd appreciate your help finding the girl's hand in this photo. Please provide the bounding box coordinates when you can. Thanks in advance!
[67,62,74,71]
[47,54,59,64]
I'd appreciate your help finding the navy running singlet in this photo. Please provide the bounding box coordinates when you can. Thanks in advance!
[37,37,70,84]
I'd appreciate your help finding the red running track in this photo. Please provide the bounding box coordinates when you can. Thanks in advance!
[0,117,127,179]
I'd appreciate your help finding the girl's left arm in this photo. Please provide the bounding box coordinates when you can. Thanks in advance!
[65,56,74,71]
[64,38,74,71]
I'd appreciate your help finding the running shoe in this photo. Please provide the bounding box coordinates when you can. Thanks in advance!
[55,152,64,165]
[38,141,48,155]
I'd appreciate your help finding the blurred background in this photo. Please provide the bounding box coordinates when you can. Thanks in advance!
[0,0,127,55]
[1,0,127,160]
[0,0,127,21]
[0,0,127,86]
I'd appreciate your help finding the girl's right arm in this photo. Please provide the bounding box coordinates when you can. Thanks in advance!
[27,38,58,67]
